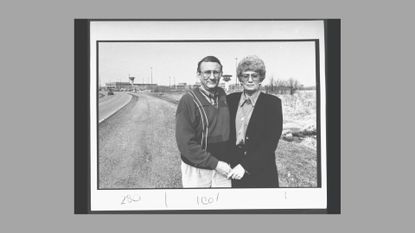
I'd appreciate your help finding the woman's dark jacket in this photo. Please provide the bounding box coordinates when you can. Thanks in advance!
[227,92,283,188]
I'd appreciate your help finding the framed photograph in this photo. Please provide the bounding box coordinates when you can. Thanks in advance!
[75,19,340,213]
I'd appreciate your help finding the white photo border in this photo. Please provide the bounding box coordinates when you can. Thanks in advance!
[88,19,327,212]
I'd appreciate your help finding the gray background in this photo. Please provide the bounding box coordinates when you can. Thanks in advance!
[1,0,413,232]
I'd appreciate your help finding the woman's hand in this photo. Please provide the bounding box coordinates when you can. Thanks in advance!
[227,164,246,180]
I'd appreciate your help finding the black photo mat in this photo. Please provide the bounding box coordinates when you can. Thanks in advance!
[75,19,340,214]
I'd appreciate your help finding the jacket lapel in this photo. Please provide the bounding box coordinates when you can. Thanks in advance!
[230,92,242,118]
[229,92,242,142]
[246,92,263,136]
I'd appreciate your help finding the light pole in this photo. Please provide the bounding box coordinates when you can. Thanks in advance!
[150,67,153,85]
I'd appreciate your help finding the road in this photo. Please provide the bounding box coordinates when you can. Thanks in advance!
[98,92,132,123]
[98,93,182,189]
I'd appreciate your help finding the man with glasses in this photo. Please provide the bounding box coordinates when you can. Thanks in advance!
[175,56,232,188]
[226,55,283,188]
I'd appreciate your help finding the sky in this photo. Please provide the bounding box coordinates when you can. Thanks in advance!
[98,41,317,87]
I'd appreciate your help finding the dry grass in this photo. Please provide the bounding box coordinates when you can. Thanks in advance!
[275,91,318,187]
[279,91,316,132]
[276,140,317,187]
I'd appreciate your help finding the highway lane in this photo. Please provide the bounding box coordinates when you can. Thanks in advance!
[98,93,182,189]
[98,92,132,123]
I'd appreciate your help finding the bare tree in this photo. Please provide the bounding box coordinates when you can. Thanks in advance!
[269,75,275,93]
[265,77,303,95]
[275,79,287,94]
[288,78,300,95]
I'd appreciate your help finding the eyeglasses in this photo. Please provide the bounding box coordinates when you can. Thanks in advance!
[240,73,260,81]
[201,70,221,78]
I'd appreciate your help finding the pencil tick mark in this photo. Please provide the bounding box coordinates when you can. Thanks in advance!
[164,191,168,208]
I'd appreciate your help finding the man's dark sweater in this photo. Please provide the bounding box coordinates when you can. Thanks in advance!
[175,87,230,170]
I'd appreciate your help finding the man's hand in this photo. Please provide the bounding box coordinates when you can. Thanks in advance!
[227,164,246,180]
[215,161,232,177]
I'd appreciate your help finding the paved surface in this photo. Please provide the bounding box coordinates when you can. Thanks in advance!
[98,93,182,189]
[99,92,132,123]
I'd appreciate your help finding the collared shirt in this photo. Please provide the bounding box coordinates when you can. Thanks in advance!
[198,86,219,108]
[235,90,261,146]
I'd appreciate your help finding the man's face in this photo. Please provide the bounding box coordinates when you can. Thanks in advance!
[198,62,222,91]
[240,71,262,93]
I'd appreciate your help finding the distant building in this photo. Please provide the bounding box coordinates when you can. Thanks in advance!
[176,82,187,90]
[105,82,157,91]
[153,85,171,92]
[134,83,157,91]
[105,82,132,90]
[192,82,201,89]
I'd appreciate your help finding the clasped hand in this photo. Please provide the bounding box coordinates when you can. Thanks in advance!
[227,164,245,180]
[215,161,232,177]
[216,162,246,180]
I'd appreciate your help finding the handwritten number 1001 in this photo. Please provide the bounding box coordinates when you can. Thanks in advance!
[197,193,220,206]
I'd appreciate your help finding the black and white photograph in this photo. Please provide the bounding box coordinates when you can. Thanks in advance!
[75,19,340,213]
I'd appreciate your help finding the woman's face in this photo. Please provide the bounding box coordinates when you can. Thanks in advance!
[240,71,262,93]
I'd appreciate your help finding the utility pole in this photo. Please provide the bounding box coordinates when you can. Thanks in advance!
[150,67,153,85]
